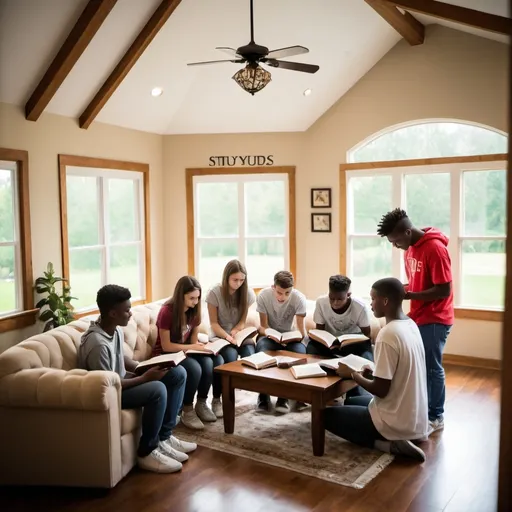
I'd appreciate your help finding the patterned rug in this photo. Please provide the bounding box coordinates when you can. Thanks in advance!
[175,391,393,488]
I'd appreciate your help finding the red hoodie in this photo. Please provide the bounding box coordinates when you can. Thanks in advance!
[404,227,454,326]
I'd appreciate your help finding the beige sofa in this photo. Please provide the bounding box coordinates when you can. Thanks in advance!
[0,298,383,488]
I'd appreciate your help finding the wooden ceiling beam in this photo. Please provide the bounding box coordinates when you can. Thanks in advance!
[388,0,512,36]
[25,0,118,122]
[365,0,425,45]
[79,0,183,129]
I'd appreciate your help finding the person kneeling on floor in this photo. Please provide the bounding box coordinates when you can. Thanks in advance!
[325,277,428,462]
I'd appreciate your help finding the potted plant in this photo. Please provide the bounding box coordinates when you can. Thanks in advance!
[35,262,77,332]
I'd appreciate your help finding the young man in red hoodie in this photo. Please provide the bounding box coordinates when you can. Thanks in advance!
[377,208,453,434]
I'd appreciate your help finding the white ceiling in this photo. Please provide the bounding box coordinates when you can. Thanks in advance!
[0,0,508,135]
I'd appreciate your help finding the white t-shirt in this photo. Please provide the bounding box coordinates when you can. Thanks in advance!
[256,287,307,332]
[313,295,370,336]
[369,318,428,441]
[205,284,256,337]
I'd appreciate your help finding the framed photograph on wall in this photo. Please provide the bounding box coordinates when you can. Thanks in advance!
[311,188,331,208]
[311,213,331,233]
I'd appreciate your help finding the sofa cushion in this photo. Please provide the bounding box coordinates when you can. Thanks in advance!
[121,409,141,435]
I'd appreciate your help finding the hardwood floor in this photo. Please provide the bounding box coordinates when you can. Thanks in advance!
[2,364,500,512]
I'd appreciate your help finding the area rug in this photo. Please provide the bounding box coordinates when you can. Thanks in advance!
[175,391,394,488]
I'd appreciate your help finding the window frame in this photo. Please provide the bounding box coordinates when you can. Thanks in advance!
[0,148,35,332]
[340,154,507,321]
[186,166,296,289]
[58,155,152,315]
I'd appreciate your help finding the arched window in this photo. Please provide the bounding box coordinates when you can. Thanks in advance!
[343,121,507,314]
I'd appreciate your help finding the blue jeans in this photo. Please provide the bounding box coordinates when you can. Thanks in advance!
[325,395,385,448]
[418,323,452,421]
[180,353,224,404]
[256,336,307,355]
[121,365,186,457]
[219,342,255,363]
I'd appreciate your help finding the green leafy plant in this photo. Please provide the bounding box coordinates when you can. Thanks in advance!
[35,262,77,332]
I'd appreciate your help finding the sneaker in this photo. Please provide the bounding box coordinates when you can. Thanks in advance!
[428,417,444,436]
[137,448,182,473]
[164,435,197,454]
[256,394,271,413]
[211,398,223,418]
[275,398,290,414]
[181,407,204,430]
[158,441,189,463]
[295,401,309,412]
[195,399,217,422]
[390,440,426,462]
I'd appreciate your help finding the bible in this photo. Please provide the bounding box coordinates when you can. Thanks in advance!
[308,329,369,349]
[134,351,186,375]
[290,363,327,380]
[230,326,258,346]
[186,338,230,356]
[319,354,375,372]
[264,328,303,345]
[241,353,308,370]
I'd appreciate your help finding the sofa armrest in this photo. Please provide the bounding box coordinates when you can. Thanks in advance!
[0,368,121,411]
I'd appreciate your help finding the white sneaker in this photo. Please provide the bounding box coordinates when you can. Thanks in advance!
[390,440,426,462]
[164,435,197,454]
[181,408,204,430]
[137,448,182,473]
[211,398,223,418]
[428,417,444,436]
[195,400,217,422]
[158,441,188,463]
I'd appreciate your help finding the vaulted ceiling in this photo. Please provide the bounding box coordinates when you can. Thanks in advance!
[0,0,509,135]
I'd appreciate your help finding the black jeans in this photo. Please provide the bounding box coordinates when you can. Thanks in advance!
[324,395,385,448]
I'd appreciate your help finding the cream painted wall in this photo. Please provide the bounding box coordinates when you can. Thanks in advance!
[0,102,165,352]
[163,26,507,360]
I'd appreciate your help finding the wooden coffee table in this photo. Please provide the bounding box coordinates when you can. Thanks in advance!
[214,350,357,456]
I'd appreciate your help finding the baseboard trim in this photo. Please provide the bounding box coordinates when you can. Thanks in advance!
[444,353,501,370]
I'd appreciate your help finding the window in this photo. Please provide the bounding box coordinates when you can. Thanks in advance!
[187,168,296,291]
[343,121,507,316]
[0,148,34,332]
[59,156,151,313]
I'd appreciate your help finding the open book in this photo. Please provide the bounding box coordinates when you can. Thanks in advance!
[241,353,308,370]
[308,329,369,349]
[186,338,230,356]
[319,354,375,373]
[265,328,303,345]
[230,326,258,346]
[290,363,327,380]
[134,351,186,375]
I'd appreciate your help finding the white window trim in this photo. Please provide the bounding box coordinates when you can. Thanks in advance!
[346,159,507,311]
[0,160,23,317]
[192,173,290,288]
[66,167,146,312]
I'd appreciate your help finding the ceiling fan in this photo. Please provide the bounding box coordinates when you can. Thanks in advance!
[187,0,319,95]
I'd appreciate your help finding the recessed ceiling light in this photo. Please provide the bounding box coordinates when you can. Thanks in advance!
[303,88,312,97]
[151,87,163,97]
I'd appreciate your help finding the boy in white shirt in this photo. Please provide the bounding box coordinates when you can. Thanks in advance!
[306,275,373,361]
[255,270,307,414]
[324,277,428,462]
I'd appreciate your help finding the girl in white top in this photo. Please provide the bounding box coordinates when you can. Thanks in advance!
[205,259,256,363]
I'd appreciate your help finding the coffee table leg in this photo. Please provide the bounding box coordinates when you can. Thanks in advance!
[221,374,235,434]
[311,397,325,456]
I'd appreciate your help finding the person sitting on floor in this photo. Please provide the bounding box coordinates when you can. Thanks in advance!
[255,270,308,414]
[78,284,196,474]
[324,277,429,462]
[306,274,373,361]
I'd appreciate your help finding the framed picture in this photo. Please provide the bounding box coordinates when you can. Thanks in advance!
[311,188,331,208]
[311,213,331,233]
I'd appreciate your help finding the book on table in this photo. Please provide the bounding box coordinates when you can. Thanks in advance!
[264,328,303,345]
[318,354,375,373]
[308,329,369,349]
[134,351,186,375]
[290,363,327,379]
[241,352,308,370]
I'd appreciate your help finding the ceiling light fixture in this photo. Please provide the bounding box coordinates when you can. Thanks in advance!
[151,87,163,97]
[303,88,312,97]
[232,63,272,95]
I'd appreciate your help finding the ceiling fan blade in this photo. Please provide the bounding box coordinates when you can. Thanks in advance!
[187,59,244,67]
[266,45,309,59]
[264,59,319,74]
[216,46,241,58]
